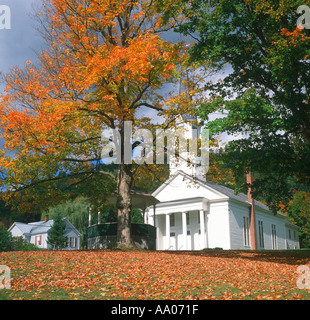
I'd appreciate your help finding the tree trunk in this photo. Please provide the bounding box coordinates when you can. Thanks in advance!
[116,163,135,249]
[115,107,135,248]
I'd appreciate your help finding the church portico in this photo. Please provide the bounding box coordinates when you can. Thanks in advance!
[148,197,209,250]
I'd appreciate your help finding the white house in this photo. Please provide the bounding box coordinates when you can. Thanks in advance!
[145,171,299,250]
[8,215,82,250]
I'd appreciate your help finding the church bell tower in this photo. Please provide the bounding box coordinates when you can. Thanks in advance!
[168,114,208,182]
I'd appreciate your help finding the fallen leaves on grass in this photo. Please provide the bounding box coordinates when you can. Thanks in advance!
[0,250,309,300]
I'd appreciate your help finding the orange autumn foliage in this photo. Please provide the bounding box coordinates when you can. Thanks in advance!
[1,250,309,300]
[0,0,204,215]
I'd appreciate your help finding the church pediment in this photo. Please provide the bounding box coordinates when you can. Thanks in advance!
[153,171,228,203]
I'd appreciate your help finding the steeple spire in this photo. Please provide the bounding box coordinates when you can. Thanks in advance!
[169,115,207,181]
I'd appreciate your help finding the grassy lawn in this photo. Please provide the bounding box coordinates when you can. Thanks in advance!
[0,250,309,300]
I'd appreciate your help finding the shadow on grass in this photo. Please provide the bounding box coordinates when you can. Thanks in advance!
[161,249,310,265]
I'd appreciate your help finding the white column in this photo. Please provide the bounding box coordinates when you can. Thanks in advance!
[153,204,156,227]
[98,211,101,224]
[145,207,149,224]
[199,209,206,249]
[88,207,92,227]
[182,212,187,250]
[166,214,170,249]
[142,209,146,224]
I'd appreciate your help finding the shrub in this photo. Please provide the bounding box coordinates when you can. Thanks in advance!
[0,226,41,252]
[11,237,40,251]
[0,226,13,251]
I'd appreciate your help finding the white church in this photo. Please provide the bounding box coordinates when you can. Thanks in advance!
[87,117,300,251]
[143,119,300,251]
[145,170,299,250]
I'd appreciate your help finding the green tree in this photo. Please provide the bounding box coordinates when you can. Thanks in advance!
[288,191,310,248]
[0,226,13,252]
[0,226,40,251]
[43,197,89,249]
[47,213,68,250]
[177,0,310,210]
[0,197,41,229]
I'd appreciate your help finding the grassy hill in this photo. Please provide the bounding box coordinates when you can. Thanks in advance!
[0,250,309,300]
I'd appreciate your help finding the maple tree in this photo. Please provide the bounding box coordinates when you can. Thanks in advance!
[0,0,200,248]
[177,0,310,211]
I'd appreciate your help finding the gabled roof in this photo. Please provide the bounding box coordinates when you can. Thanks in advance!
[9,218,81,236]
[10,222,33,234]
[153,170,271,212]
[203,179,271,212]
[152,170,227,200]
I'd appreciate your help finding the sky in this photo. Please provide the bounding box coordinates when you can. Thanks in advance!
[0,0,43,74]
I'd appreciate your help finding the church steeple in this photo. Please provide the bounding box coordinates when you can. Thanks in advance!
[169,68,208,180]
[169,114,207,181]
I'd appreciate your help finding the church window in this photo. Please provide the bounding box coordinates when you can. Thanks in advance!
[243,216,250,246]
